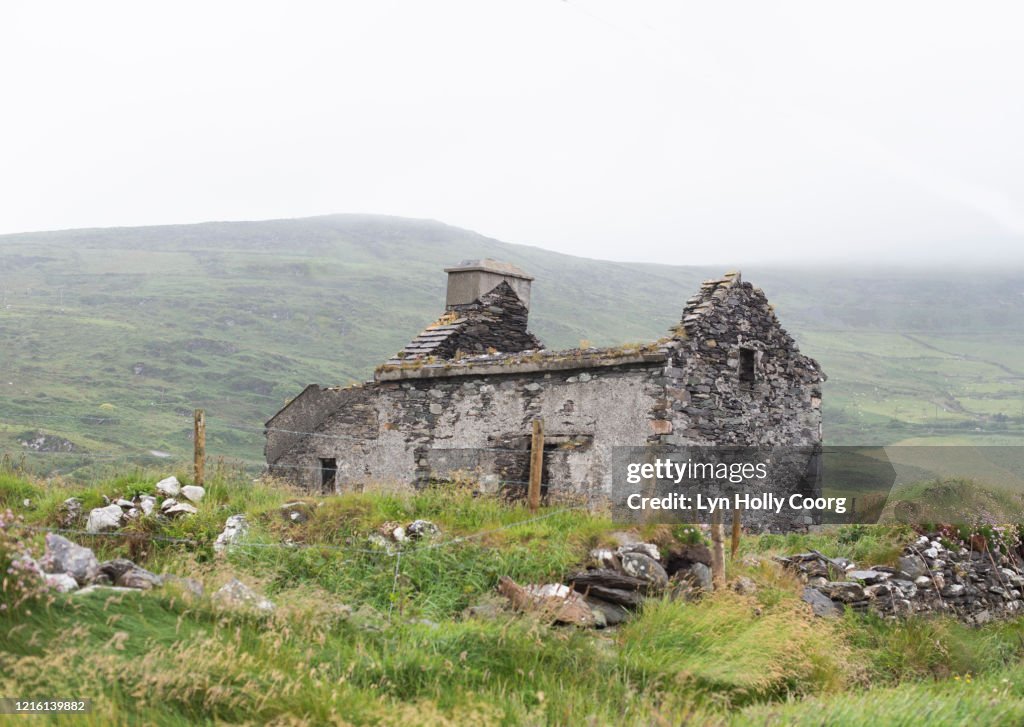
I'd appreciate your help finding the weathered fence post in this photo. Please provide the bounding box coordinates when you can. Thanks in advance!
[731,505,743,560]
[528,417,544,512]
[711,509,726,589]
[194,408,206,486]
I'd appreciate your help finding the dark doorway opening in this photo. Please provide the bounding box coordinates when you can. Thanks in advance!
[739,348,756,384]
[320,457,337,493]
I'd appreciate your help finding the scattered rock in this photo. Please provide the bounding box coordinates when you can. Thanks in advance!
[43,534,99,585]
[181,485,205,503]
[406,519,439,539]
[115,498,134,508]
[847,570,889,584]
[155,476,181,497]
[212,578,275,613]
[86,504,124,534]
[214,515,248,551]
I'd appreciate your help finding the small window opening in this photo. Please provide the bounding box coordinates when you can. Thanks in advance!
[739,348,756,384]
[320,457,337,493]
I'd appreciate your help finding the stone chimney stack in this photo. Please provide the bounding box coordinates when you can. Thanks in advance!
[443,259,533,311]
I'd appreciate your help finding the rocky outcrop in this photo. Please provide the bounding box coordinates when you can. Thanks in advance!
[212,579,275,613]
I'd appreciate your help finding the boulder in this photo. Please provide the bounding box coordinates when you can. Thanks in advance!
[566,569,650,606]
[619,552,669,589]
[45,572,79,593]
[155,476,181,497]
[802,586,841,617]
[181,485,205,503]
[214,515,248,552]
[43,534,100,585]
[115,498,134,508]
[212,578,275,613]
[86,504,124,534]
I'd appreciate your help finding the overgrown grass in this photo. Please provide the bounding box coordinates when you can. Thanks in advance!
[5,468,1024,724]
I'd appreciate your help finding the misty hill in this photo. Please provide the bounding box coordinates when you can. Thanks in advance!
[1,214,1022,476]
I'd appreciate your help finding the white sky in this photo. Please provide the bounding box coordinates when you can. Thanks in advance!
[2,0,1022,265]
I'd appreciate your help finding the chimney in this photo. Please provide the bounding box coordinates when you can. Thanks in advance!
[443,259,533,311]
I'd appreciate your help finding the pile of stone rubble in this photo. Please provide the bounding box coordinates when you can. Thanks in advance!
[60,476,205,534]
[17,532,273,612]
[784,535,1024,625]
[497,532,717,628]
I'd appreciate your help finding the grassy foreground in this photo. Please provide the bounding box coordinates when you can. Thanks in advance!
[4,468,1024,725]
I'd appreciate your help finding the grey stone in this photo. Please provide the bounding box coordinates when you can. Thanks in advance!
[138,495,157,516]
[585,596,630,626]
[897,555,928,580]
[619,552,669,588]
[214,515,248,551]
[43,534,99,585]
[163,502,197,518]
[86,504,124,533]
[180,485,205,503]
[802,587,841,617]
[617,543,661,562]
[155,476,181,497]
[406,519,439,539]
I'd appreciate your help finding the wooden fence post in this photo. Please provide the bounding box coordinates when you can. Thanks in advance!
[194,409,206,486]
[731,505,743,560]
[711,509,726,589]
[528,417,544,512]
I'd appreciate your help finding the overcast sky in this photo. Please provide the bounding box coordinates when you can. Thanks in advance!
[2,1,1022,265]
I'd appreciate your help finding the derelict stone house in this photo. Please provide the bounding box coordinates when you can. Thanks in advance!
[265,260,824,499]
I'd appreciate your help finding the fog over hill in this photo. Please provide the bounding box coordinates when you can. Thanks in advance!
[1,214,1022,476]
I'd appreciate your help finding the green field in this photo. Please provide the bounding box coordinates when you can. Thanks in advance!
[1,215,1022,479]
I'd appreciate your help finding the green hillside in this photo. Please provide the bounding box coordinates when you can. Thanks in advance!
[1,214,1023,477]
